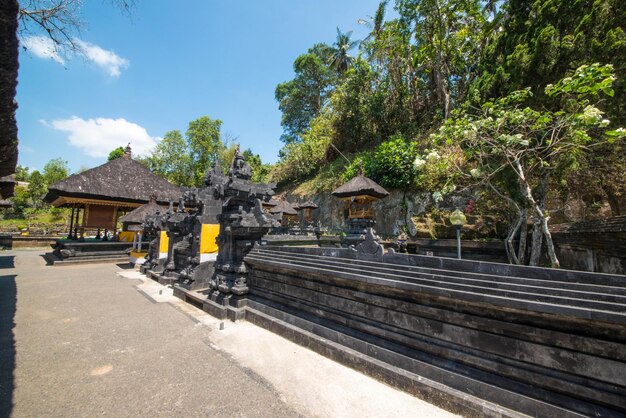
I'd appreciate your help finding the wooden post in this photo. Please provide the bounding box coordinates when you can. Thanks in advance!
[67,205,75,239]
[73,206,80,239]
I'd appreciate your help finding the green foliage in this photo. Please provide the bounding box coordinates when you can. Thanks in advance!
[107,146,125,161]
[342,154,372,182]
[14,165,30,181]
[329,27,359,74]
[270,0,625,223]
[143,116,225,187]
[275,45,337,143]
[243,149,271,183]
[145,130,193,186]
[27,170,47,208]
[43,158,69,186]
[474,0,626,126]
[186,116,223,186]
[432,64,624,208]
[271,111,333,184]
[367,134,419,189]
[8,186,30,218]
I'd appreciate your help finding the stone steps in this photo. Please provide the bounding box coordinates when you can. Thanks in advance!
[244,246,626,417]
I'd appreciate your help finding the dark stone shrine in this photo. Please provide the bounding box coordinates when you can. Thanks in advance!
[202,148,279,320]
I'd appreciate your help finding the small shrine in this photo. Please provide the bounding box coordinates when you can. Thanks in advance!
[118,195,166,265]
[269,200,298,227]
[297,200,318,223]
[331,174,389,245]
[261,198,279,212]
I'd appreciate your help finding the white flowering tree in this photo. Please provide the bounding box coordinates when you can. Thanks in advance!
[432,64,625,267]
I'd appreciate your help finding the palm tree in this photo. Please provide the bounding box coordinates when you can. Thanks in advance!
[329,27,359,74]
[357,0,388,45]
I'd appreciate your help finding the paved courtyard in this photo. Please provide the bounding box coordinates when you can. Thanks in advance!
[0,250,456,417]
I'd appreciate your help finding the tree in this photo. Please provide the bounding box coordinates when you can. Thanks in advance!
[474,0,626,126]
[397,0,486,120]
[432,64,625,267]
[107,146,125,161]
[275,44,337,143]
[186,116,223,186]
[43,157,69,186]
[27,170,46,208]
[358,0,388,45]
[329,27,359,74]
[242,149,271,183]
[14,165,30,181]
[0,0,135,186]
[145,130,193,186]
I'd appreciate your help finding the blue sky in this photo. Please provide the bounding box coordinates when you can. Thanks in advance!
[16,0,385,173]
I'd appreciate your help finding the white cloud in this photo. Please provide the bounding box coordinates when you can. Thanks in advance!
[21,36,65,65]
[74,39,129,77]
[45,116,159,158]
[21,36,129,76]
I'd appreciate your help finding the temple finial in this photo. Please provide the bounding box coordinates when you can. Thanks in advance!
[124,143,132,159]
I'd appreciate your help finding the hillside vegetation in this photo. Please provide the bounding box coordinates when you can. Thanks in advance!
[269,0,626,267]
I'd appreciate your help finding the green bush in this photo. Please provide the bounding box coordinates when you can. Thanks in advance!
[368,134,419,189]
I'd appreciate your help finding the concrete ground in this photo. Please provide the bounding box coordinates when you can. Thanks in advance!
[0,250,458,418]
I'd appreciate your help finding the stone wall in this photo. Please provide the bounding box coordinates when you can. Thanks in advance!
[551,216,626,274]
[243,245,626,417]
[286,190,503,239]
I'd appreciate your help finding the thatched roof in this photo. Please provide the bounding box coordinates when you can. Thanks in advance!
[331,175,389,199]
[119,198,166,224]
[0,175,16,199]
[297,200,318,209]
[262,198,279,207]
[44,155,182,206]
[269,200,297,216]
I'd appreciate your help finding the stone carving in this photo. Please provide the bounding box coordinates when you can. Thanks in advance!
[205,147,278,318]
[141,210,165,271]
[354,227,385,257]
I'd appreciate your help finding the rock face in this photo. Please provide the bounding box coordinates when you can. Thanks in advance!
[0,0,19,185]
[285,190,500,239]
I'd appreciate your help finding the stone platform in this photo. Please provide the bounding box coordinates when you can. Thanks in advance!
[238,246,626,417]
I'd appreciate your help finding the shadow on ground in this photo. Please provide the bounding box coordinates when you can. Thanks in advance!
[116,263,134,270]
[0,255,16,417]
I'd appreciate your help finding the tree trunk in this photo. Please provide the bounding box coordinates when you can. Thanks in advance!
[529,218,543,266]
[0,0,19,182]
[515,161,560,268]
[505,211,523,264]
[518,208,528,264]
[540,214,560,268]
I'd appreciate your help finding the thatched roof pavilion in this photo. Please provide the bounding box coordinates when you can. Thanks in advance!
[297,200,318,210]
[269,200,298,216]
[296,200,318,222]
[45,150,181,207]
[332,175,389,221]
[119,195,166,228]
[44,145,182,239]
[331,175,389,199]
